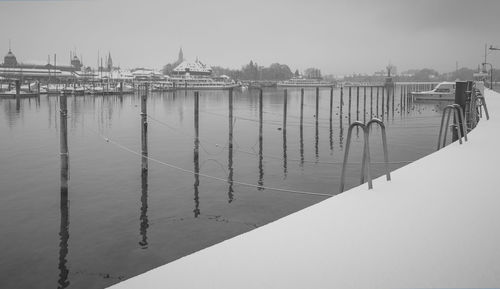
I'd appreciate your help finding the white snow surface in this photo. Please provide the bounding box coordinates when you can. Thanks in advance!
[110,89,500,289]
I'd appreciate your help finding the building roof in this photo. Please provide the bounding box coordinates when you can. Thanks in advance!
[173,59,212,74]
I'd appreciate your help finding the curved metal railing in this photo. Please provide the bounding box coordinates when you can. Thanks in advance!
[339,118,390,193]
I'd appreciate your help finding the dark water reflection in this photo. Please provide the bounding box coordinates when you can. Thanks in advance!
[0,86,449,288]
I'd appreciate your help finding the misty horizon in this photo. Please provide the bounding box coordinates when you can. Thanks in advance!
[1,0,500,75]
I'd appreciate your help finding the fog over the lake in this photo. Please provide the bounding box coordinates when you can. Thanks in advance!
[0,0,499,75]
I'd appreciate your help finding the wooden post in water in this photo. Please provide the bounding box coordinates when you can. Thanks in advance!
[15,79,20,96]
[299,89,304,167]
[392,86,395,117]
[315,87,320,158]
[400,85,403,112]
[386,85,390,117]
[258,88,264,189]
[283,89,287,130]
[381,86,385,116]
[370,86,373,117]
[315,87,319,120]
[376,86,379,116]
[356,86,360,120]
[15,80,21,111]
[300,88,304,123]
[340,86,344,116]
[363,86,367,123]
[348,86,352,124]
[228,88,234,202]
[193,91,200,217]
[283,89,288,176]
[141,83,148,171]
[329,86,333,122]
[60,93,68,156]
[453,81,467,141]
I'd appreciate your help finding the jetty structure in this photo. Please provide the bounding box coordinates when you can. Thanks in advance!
[109,87,500,288]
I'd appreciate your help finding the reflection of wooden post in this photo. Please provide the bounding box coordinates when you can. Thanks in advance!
[139,163,149,248]
[58,152,69,289]
[141,84,148,171]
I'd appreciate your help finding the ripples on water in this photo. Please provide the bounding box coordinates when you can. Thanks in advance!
[0,87,451,288]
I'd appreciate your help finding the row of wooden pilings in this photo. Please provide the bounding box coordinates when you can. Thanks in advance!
[52,81,436,284]
[50,80,438,288]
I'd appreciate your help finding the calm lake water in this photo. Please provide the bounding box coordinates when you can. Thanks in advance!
[0,86,451,289]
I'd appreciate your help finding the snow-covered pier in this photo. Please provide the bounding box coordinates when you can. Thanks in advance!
[110,89,500,289]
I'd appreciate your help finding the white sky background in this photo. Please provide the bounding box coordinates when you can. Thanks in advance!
[0,0,499,75]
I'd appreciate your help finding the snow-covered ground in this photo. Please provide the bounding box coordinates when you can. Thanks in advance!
[110,89,500,289]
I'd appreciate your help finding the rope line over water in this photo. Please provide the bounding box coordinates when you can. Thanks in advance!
[89,129,335,198]
[146,114,413,165]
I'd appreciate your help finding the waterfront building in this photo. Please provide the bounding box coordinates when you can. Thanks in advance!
[172,57,212,76]
[0,48,83,80]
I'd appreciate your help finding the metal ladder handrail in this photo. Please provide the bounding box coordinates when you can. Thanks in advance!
[476,95,490,120]
[367,118,391,182]
[437,104,467,150]
[452,104,468,142]
[339,118,390,193]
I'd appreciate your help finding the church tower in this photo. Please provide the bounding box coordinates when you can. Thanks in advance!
[106,52,113,71]
[178,47,184,63]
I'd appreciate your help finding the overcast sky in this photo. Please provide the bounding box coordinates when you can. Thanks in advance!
[0,0,499,75]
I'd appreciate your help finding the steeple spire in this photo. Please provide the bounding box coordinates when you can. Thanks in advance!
[178,47,184,62]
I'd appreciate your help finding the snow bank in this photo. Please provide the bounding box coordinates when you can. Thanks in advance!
[110,89,500,289]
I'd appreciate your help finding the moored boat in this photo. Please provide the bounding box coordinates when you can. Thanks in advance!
[411,82,455,100]
[277,77,335,87]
